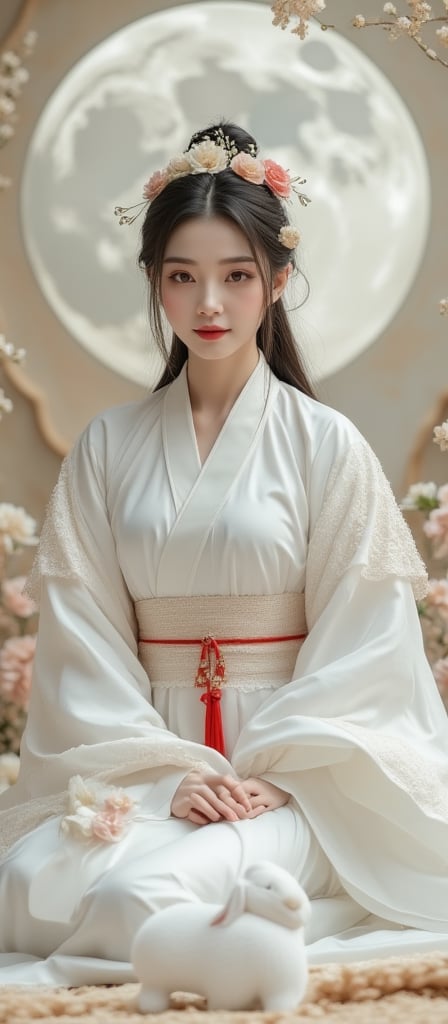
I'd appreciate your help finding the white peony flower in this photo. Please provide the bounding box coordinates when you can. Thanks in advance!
[0,503,38,553]
[187,141,229,174]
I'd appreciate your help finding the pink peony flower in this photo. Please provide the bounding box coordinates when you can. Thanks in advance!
[230,152,265,185]
[143,169,171,202]
[91,810,127,842]
[0,634,36,708]
[263,159,291,199]
[423,507,448,559]
[2,576,37,618]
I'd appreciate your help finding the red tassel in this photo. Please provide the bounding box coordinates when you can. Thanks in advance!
[195,636,227,756]
[200,688,226,757]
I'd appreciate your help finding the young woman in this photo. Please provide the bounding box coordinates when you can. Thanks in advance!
[1,121,448,986]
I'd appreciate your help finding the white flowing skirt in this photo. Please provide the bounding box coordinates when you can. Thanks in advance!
[0,797,370,986]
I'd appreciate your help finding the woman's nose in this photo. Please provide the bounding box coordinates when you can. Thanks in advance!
[197,286,224,317]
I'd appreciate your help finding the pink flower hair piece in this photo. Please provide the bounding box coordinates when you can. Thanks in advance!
[263,159,292,199]
[230,152,265,185]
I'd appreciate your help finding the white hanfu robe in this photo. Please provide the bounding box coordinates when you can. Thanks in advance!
[1,351,448,986]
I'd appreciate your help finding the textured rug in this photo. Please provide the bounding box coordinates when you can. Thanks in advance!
[1,953,448,1024]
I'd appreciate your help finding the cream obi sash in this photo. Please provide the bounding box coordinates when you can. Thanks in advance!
[135,593,307,690]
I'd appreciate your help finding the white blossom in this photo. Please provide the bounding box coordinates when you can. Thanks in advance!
[0,752,20,793]
[23,31,38,53]
[0,504,38,553]
[0,389,13,418]
[401,481,439,509]
[1,51,20,71]
[271,0,326,38]
[0,124,14,142]
[433,421,448,452]
[436,26,448,47]
[0,96,16,117]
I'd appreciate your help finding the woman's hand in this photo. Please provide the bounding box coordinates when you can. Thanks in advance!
[171,770,253,825]
[239,777,290,818]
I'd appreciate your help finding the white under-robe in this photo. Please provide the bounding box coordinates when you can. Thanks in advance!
[1,351,448,986]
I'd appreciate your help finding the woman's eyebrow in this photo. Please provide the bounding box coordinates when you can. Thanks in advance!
[163,256,256,264]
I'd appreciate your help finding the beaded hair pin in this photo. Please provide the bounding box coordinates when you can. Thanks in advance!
[114,128,310,251]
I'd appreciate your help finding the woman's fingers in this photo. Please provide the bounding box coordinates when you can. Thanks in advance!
[187,809,212,825]
[191,790,239,822]
[246,804,270,819]
[219,775,252,813]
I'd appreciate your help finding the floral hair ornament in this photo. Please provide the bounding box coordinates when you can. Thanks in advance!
[114,130,310,250]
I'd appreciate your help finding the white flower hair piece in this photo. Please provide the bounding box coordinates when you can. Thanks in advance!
[278,225,301,249]
[114,130,311,249]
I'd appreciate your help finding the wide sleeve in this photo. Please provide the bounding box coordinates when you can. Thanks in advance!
[0,418,231,858]
[232,432,448,931]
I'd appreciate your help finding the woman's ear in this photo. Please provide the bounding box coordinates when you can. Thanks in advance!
[272,264,292,303]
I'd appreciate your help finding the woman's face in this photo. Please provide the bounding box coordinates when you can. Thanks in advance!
[160,216,287,363]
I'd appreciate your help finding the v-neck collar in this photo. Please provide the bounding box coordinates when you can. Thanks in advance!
[157,352,279,595]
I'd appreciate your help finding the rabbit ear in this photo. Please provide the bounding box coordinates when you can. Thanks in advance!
[210,881,247,927]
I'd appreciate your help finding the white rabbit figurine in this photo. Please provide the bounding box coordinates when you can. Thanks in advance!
[131,860,311,1013]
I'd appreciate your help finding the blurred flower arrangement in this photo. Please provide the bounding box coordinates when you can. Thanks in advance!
[0,500,39,758]
[0,30,37,191]
[0,333,39,766]
[401,420,448,708]
[0,26,39,783]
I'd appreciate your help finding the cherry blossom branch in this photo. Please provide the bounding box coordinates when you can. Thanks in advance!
[271,2,448,66]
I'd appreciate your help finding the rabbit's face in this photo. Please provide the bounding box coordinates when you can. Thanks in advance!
[244,863,311,930]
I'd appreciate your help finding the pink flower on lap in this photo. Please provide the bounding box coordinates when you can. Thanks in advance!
[0,634,36,708]
[92,810,127,842]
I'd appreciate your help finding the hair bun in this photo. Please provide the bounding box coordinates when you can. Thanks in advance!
[187,120,259,158]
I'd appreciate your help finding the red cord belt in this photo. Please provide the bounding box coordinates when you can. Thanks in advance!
[139,631,307,757]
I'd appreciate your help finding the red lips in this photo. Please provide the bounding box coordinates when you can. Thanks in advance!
[194,328,230,340]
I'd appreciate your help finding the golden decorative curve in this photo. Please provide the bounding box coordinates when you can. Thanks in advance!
[1,0,39,49]
[2,357,69,457]
[404,391,448,489]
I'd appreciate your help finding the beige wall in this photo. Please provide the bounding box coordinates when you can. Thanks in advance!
[0,0,446,539]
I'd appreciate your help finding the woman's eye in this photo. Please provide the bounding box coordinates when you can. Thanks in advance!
[228,271,250,283]
[171,271,193,283]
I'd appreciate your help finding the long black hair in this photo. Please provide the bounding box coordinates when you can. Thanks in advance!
[138,120,317,398]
